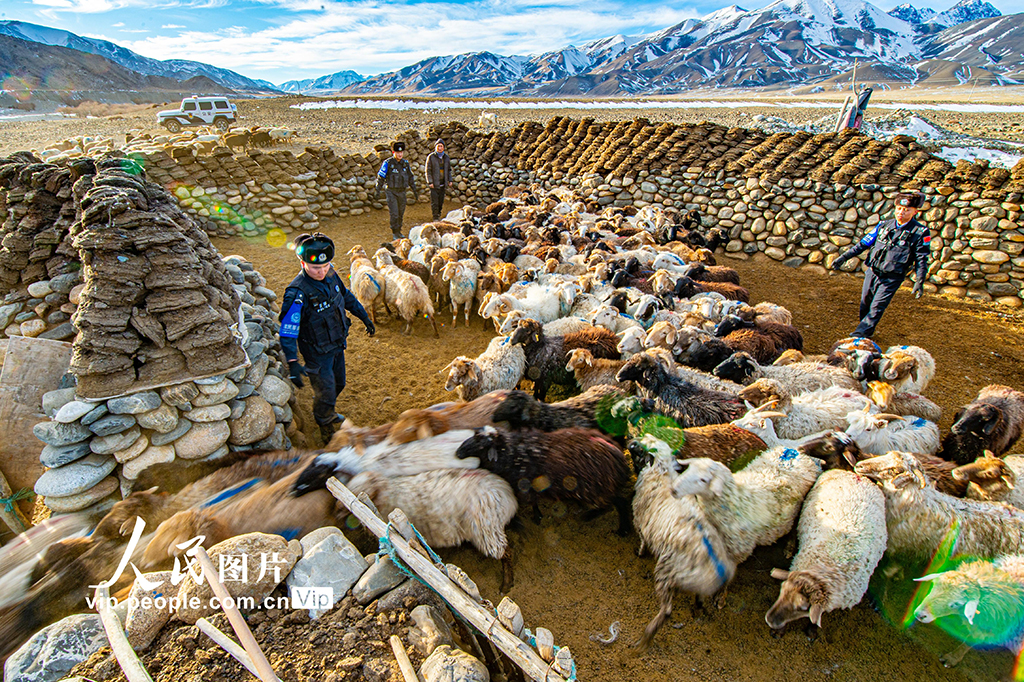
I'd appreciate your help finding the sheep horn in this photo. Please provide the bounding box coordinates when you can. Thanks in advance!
[875,413,904,422]
[770,568,790,580]
[913,573,944,582]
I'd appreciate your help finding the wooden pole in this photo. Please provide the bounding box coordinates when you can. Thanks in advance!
[389,634,421,682]
[94,585,155,682]
[193,546,281,682]
[326,477,567,682]
[0,469,30,534]
[196,617,263,680]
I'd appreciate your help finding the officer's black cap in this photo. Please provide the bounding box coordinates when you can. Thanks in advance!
[295,232,334,264]
[895,191,924,209]
[392,141,406,152]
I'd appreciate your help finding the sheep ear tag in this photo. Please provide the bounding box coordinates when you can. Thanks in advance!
[964,599,979,625]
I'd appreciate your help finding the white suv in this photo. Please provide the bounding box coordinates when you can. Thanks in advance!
[158,96,237,133]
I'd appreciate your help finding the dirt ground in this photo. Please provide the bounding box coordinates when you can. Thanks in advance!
[206,200,1024,682]
[8,102,1024,681]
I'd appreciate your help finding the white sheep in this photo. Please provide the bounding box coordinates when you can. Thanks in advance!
[913,554,1024,668]
[375,249,439,337]
[497,311,589,337]
[843,406,941,456]
[588,304,643,335]
[712,351,861,393]
[854,451,1024,562]
[441,335,526,402]
[632,453,736,650]
[346,468,518,585]
[765,469,887,633]
[347,246,387,325]
[881,344,936,394]
[729,412,833,450]
[477,112,499,128]
[479,287,563,325]
[670,448,822,565]
[441,259,480,327]
[314,429,480,479]
[738,380,872,440]
[617,326,648,358]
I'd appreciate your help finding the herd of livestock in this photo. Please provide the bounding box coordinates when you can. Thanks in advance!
[3,184,1024,672]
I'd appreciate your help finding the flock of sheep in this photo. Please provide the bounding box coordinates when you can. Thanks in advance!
[325,184,1024,663]
[7,184,1024,670]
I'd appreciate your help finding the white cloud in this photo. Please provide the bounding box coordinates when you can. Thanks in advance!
[32,0,228,11]
[111,21,124,26]
[122,0,702,82]
[161,23,185,28]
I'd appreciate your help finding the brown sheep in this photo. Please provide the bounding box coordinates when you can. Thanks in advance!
[566,348,629,391]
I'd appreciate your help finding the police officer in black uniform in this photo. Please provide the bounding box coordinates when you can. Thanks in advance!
[375,141,418,240]
[831,191,932,338]
[279,233,375,444]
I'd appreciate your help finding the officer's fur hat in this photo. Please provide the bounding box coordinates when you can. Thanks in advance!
[434,139,445,148]
[295,232,334,264]
[895,191,924,209]
[391,141,406,152]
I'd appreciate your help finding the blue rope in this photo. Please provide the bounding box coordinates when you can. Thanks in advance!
[0,488,32,513]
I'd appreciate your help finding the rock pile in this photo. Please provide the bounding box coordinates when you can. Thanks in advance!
[31,252,295,512]
[0,152,296,511]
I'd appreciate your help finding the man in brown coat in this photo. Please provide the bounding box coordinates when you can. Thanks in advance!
[425,139,451,221]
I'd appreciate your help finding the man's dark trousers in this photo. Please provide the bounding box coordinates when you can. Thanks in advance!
[853,268,904,338]
[430,187,445,221]
[305,348,346,426]
[386,189,407,236]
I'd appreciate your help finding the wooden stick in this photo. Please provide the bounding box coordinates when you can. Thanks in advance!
[389,634,421,682]
[193,546,281,682]
[327,477,565,682]
[94,585,154,682]
[0,469,29,534]
[197,618,263,680]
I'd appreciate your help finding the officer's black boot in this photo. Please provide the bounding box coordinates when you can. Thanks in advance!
[319,422,336,446]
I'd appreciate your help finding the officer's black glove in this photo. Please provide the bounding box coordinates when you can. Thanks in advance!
[374,188,382,201]
[830,256,847,271]
[912,282,924,299]
[364,320,376,337]
[288,362,307,388]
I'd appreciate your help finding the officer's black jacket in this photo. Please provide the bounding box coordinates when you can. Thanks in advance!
[375,157,417,193]
[836,217,931,282]
[278,269,371,362]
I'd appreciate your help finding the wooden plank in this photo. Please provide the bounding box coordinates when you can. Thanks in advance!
[0,336,73,529]
[326,477,567,682]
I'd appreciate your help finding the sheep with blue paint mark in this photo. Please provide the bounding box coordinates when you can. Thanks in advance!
[630,447,736,651]
[347,245,388,326]
[843,405,941,456]
[670,447,822,569]
[441,258,481,327]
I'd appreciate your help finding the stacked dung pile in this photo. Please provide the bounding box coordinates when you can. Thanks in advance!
[67,156,247,398]
[0,154,297,512]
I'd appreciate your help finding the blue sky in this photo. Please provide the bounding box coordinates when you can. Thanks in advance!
[2,0,1022,84]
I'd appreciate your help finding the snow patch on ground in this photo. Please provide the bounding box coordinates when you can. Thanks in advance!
[937,146,1022,168]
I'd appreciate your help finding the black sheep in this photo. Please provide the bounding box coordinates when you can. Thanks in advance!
[685,337,735,373]
[616,352,744,427]
[492,385,625,431]
[455,426,632,535]
[939,385,1024,464]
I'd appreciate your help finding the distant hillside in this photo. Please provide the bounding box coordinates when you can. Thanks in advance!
[0,20,277,93]
[0,34,230,110]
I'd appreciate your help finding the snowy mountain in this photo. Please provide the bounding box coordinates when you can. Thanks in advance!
[337,0,1022,94]
[934,0,1001,26]
[888,4,938,24]
[279,70,364,93]
[0,20,278,93]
